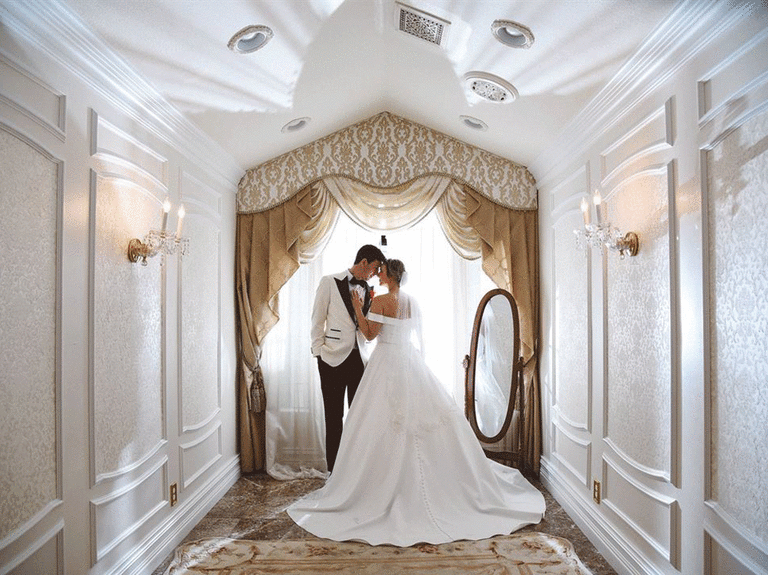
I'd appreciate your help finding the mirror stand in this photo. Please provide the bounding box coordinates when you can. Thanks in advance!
[463,288,525,469]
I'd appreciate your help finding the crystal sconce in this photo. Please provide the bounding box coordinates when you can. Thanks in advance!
[127,199,189,265]
[574,190,639,259]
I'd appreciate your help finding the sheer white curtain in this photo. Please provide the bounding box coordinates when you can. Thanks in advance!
[261,210,494,479]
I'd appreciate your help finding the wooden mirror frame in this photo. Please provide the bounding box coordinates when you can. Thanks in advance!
[463,288,524,465]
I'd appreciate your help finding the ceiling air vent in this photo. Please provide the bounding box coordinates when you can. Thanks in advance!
[463,72,518,103]
[395,2,449,46]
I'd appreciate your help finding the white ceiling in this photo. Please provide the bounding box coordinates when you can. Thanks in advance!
[63,0,679,174]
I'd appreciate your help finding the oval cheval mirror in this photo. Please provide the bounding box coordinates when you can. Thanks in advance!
[463,288,524,468]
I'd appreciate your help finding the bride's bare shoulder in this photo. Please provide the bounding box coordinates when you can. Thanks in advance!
[372,293,398,318]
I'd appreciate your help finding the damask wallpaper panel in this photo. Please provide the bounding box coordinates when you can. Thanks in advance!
[554,211,590,428]
[606,170,671,476]
[181,213,220,430]
[92,174,163,478]
[0,128,58,540]
[707,108,768,542]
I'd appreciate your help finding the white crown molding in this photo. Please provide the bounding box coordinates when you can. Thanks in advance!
[530,0,754,182]
[2,0,243,188]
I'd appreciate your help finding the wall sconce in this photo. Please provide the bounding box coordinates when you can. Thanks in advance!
[574,190,639,259]
[127,199,189,265]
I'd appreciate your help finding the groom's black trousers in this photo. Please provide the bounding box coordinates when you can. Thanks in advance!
[317,348,364,473]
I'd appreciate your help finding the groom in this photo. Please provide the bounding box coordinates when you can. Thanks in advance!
[311,244,386,473]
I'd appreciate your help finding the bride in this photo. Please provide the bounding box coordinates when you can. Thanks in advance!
[287,259,545,546]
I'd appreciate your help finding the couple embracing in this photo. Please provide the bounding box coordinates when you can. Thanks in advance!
[289,244,545,547]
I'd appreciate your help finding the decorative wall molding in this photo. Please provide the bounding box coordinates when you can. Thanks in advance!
[90,109,169,187]
[106,456,239,575]
[541,458,662,575]
[549,164,589,215]
[602,437,670,484]
[704,502,768,574]
[238,111,538,213]
[0,520,63,575]
[698,27,768,123]
[89,458,168,565]
[602,454,679,567]
[88,169,166,484]
[603,160,677,483]
[179,172,222,433]
[93,440,167,487]
[552,204,591,433]
[701,103,768,545]
[1,0,242,186]
[551,419,591,488]
[600,99,674,187]
[531,0,754,181]
[0,49,66,140]
[181,170,222,218]
[0,121,63,546]
[180,423,223,489]
[0,499,62,556]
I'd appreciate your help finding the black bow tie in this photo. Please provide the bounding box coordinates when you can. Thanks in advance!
[349,278,368,288]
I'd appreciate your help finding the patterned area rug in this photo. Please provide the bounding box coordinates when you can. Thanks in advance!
[164,532,593,574]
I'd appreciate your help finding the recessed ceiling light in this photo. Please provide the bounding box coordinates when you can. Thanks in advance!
[281,117,311,133]
[460,115,487,131]
[464,72,518,103]
[228,25,273,54]
[491,19,534,49]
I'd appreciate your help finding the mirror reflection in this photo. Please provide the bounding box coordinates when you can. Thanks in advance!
[475,294,514,437]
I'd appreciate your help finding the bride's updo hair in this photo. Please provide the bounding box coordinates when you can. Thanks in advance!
[386,259,407,286]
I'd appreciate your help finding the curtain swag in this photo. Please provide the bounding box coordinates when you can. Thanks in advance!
[235,175,541,474]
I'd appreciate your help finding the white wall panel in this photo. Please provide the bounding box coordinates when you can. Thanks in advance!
[536,5,767,575]
[0,50,65,139]
[698,29,768,121]
[1,6,241,574]
[0,124,61,542]
[180,424,222,489]
[705,107,768,544]
[91,110,168,186]
[605,165,673,479]
[90,170,165,481]
[603,455,678,565]
[179,171,222,433]
[553,210,590,430]
[89,459,167,564]
[601,103,672,183]
[551,166,592,432]
[707,537,759,575]
[552,421,591,488]
[6,527,62,575]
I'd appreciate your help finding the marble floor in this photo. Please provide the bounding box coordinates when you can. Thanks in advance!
[152,472,616,574]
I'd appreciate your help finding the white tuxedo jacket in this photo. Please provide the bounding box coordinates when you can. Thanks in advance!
[311,270,371,367]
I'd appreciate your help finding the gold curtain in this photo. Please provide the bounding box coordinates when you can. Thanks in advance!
[461,186,540,474]
[235,176,540,475]
[235,184,339,472]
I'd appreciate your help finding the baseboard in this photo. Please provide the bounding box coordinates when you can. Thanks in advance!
[540,457,662,575]
[107,454,241,575]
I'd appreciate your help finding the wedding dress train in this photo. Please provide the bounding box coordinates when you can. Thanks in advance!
[287,293,545,546]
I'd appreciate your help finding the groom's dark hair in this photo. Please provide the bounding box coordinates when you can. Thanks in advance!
[354,244,386,265]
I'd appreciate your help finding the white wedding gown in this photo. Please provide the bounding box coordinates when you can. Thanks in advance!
[287,293,545,547]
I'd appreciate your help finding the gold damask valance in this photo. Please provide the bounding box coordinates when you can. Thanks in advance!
[237,112,537,213]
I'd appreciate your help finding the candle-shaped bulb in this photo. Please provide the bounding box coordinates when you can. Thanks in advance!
[592,190,603,224]
[580,197,590,225]
[176,204,185,238]
[161,198,171,232]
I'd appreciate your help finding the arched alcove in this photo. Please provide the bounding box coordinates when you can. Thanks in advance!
[235,111,541,477]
